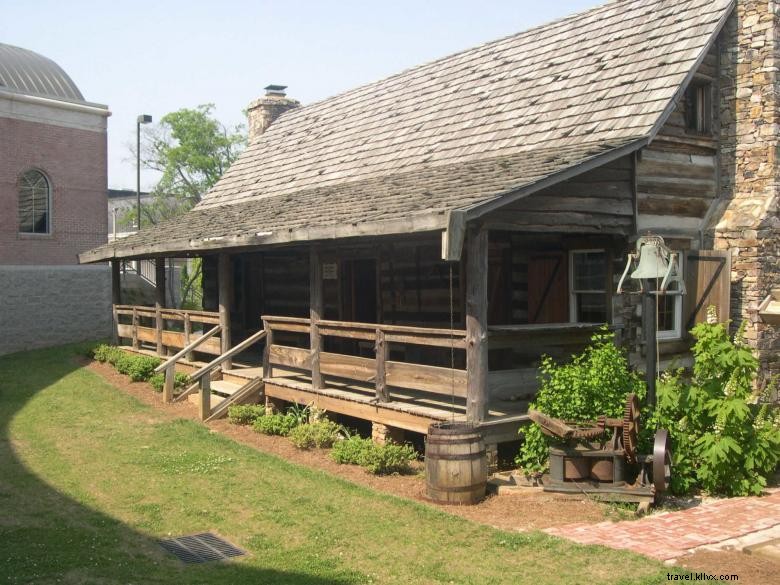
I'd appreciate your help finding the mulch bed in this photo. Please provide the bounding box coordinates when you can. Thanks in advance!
[84,358,609,532]
[84,358,780,582]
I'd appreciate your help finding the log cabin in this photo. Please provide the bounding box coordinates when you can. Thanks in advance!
[80,0,780,455]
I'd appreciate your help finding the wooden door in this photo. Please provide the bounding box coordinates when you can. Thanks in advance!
[527,252,569,324]
[684,250,731,330]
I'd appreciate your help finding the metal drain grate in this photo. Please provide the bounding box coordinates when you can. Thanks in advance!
[158,532,245,564]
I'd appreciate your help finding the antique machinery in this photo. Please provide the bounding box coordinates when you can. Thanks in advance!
[528,394,672,507]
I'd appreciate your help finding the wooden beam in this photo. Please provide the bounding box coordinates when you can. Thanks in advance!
[466,228,488,422]
[111,260,121,345]
[262,319,273,379]
[199,376,211,421]
[218,253,232,369]
[163,367,175,403]
[310,246,324,390]
[131,306,139,350]
[155,259,166,355]
[375,328,389,402]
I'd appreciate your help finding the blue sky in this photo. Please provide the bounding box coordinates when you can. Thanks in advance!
[2,0,599,189]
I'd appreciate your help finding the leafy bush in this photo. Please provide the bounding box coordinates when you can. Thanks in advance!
[289,420,344,449]
[227,404,266,425]
[516,327,645,473]
[253,412,300,436]
[649,320,780,496]
[92,344,121,363]
[363,443,417,475]
[330,435,417,474]
[331,435,376,465]
[125,356,162,382]
[148,371,190,393]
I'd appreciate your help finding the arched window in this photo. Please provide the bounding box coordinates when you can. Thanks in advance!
[18,170,51,234]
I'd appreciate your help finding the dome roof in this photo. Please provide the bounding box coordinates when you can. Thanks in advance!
[0,43,84,102]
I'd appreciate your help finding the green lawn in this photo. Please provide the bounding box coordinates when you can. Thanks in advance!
[0,344,678,584]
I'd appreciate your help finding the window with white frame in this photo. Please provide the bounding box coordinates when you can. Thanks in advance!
[569,249,608,323]
[654,253,684,340]
[18,169,51,234]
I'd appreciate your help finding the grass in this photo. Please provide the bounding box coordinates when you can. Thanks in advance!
[0,343,683,584]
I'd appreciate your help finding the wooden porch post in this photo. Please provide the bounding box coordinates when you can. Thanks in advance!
[218,253,233,369]
[310,246,324,390]
[155,258,166,355]
[466,228,489,422]
[375,328,389,402]
[111,260,121,345]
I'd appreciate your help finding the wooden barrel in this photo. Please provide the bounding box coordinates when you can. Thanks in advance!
[425,422,487,505]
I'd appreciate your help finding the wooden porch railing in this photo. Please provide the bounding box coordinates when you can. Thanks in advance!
[261,316,468,403]
[153,325,223,402]
[114,304,221,357]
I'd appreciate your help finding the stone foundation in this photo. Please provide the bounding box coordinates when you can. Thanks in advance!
[371,422,405,445]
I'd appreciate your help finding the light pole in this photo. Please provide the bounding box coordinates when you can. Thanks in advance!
[136,114,152,230]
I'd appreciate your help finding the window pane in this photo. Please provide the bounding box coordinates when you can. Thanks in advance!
[573,251,606,291]
[18,170,50,234]
[577,293,607,323]
[657,295,676,332]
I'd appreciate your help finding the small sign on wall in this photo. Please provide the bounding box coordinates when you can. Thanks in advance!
[323,262,338,280]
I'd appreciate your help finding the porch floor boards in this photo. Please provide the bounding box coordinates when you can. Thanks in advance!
[119,347,530,436]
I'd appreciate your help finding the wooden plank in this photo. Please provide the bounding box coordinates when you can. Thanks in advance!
[163,368,174,403]
[386,361,467,397]
[637,194,710,217]
[488,368,539,401]
[205,378,264,422]
[685,250,732,328]
[155,259,166,355]
[375,328,389,402]
[320,352,375,382]
[199,376,211,421]
[263,319,273,378]
[111,261,121,345]
[132,307,139,350]
[466,228,488,422]
[269,345,310,369]
[136,325,157,343]
[117,323,133,340]
[183,313,192,361]
[310,246,324,390]
[218,253,232,369]
[264,382,438,434]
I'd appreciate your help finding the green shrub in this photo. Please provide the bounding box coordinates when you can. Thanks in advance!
[331,435,417,474]
[149,373,165,392]
[516,327,645,474]
[92,344,119,363]
[648,319,780,496]
[253,412,300,436]
[147,371,189,393]
[227,404,266,425]
[289,420,344,449]
[331,435,376,465]
[362,443,417,475]
[125,356,162,382]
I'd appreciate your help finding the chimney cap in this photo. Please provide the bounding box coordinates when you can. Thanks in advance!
[264,84,287,96]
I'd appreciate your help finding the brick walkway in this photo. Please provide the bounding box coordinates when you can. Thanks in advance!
[544,491,780,561]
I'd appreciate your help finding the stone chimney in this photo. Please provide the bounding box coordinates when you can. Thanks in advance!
[715,0,780,388]
[247,85,300,141]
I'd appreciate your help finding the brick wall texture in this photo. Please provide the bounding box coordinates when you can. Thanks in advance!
[716,0,780,387]
[0,265,111,355]
[0,116,107,265]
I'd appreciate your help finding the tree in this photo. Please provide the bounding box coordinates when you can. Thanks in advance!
[136,104,245,226]
[126,104,245,308]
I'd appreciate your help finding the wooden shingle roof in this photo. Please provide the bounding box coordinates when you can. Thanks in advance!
[82,0,734,262]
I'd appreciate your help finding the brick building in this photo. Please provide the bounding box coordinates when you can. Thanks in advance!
[0,43,112,355]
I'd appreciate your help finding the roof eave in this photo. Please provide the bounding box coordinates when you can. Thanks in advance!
[79,211,451,263]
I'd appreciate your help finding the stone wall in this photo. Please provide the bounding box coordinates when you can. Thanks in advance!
[714,0,780,389]
[0,265,111,356]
